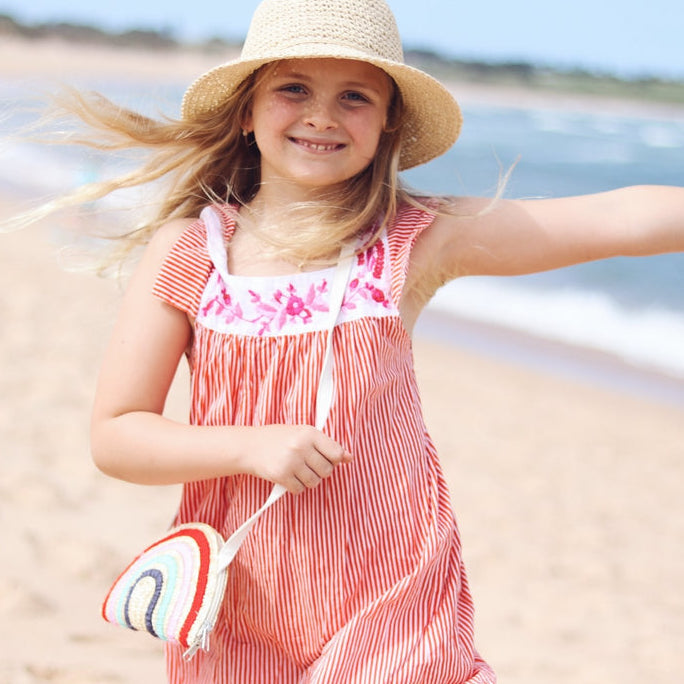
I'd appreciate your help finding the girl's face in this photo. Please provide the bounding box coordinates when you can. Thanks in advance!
[243,58,392,197]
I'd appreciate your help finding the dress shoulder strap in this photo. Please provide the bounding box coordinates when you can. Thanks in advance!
[200,206,233,284]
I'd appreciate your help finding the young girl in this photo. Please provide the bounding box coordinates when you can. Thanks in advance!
[34,0,682,682]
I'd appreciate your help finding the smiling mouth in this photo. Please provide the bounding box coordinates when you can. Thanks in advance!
[291,137,345,152]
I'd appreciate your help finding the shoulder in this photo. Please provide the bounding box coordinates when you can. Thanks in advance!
[409,195,500,277]
[386,196,484,263]
[123,218,199,296]
[142,215,211,283]
[384,199,440,260]
[399,195,492,317]
[146,217,204,261]
[147,216,217,317]
[387,199,440,235]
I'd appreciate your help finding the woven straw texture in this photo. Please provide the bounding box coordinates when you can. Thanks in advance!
[181,0,462,170]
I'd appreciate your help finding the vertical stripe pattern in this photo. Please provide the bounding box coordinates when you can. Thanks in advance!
[153,204,496,683]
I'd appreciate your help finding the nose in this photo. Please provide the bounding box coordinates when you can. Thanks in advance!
[303,96,338,131]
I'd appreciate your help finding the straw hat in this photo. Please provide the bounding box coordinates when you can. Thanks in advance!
[181,0,462,170]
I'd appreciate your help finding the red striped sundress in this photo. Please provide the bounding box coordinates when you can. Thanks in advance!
[152,203,495,683]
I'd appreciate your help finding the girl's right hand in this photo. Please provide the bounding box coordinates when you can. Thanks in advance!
[243,425,353,495]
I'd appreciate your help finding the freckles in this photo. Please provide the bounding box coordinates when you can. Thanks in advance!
[255,101,284,126]
[266,98,292,117]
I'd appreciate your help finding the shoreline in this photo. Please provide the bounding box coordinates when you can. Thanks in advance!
[416,308,684,408]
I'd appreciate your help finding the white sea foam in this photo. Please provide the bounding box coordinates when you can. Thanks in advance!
[429,278,684,380]
[637,122,683,149]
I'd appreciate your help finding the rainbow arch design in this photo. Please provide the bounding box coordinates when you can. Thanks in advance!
[102,523,228,651]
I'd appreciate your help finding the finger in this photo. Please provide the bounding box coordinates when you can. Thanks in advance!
[314,434,353,465]
[295,464,323,490]
[302,450,333,479]
[284,474,306,496]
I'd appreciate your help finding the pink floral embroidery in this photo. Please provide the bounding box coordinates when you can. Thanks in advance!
[199,236,391,336]
[202,279,332,335]
[345,240,389,310]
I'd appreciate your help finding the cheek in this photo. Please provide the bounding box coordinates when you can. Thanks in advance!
[255,99,295,130]
[355,115,385,151]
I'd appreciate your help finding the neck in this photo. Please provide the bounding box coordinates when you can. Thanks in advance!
[246,178,347,219]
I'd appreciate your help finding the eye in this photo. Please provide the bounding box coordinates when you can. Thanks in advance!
[278,83,307,96]
[342,91,370,104]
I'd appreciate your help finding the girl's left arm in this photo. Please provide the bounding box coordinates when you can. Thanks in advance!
[417,185,683,283]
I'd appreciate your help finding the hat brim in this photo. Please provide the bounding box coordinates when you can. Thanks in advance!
[181,50,462,171]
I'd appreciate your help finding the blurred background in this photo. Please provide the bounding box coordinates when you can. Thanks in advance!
[3,0,684,78]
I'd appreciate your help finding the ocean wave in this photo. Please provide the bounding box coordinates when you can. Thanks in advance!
[637,122,683,149]
[429,278,684,379]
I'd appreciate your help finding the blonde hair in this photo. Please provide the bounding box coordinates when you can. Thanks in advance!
[13,60,429,270]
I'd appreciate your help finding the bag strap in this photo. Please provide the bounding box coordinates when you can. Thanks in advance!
[209,220,355,572]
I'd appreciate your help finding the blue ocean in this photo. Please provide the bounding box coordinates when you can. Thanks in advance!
[2,79,683,396]
[405,103,684,395]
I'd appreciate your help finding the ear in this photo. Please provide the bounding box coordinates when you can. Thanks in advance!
[241,108,254,135]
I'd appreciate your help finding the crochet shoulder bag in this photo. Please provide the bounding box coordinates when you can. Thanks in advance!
[101,206,354,659]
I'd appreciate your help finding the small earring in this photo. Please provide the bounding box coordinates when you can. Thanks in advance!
[242,129,249,137]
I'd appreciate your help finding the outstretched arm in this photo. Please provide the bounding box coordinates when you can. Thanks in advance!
[402,185,683,330]
[416,184,682,276]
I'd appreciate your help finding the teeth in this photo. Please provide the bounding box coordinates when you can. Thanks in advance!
[297,139,339,151]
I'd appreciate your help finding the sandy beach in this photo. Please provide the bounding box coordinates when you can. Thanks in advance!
[1,37,683,684]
